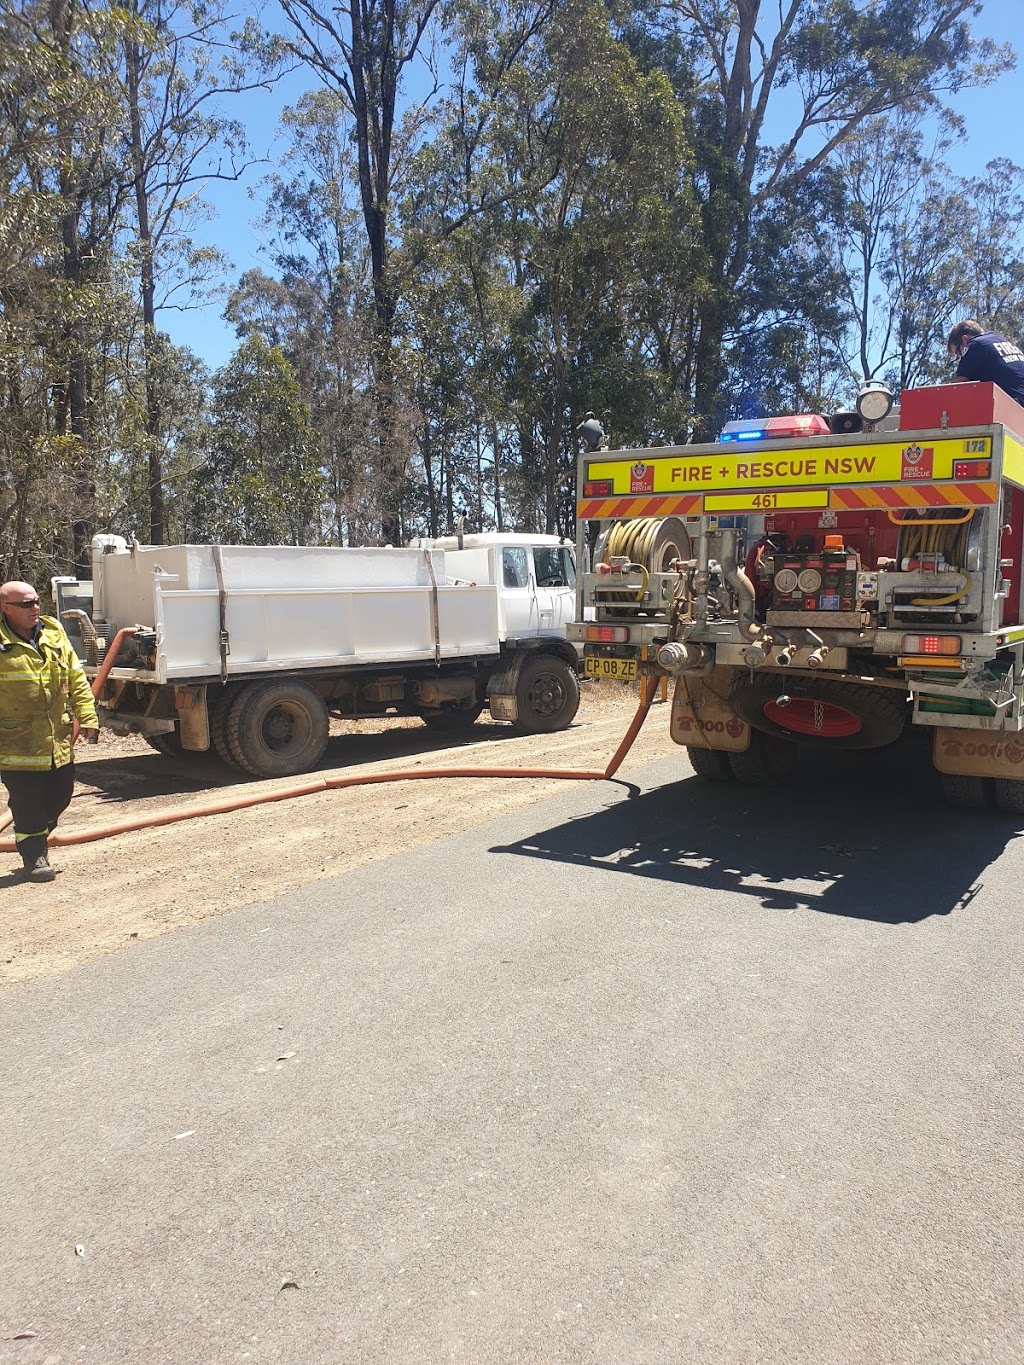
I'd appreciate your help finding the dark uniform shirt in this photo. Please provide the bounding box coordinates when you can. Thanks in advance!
[955,331,1024,406]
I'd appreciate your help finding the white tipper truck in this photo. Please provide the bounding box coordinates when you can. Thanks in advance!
[52,532,581,778]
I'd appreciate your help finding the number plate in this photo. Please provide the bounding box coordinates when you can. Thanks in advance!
[585,655,638,681]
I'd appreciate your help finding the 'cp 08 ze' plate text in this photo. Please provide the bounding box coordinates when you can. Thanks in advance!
[585,656,637,681]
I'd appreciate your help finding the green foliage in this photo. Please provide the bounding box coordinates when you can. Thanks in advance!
[187,334,325,544]
[2,0,1022,573]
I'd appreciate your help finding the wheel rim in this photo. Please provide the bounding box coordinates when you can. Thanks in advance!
[261,701,314,754]
[762,696,863,738]
[525,671,566,720]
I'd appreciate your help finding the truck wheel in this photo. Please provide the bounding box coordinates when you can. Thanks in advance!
[993,778,1024,816]
[421,702,485,732]
[940,773,993,810]
[731,676,906,750]
[209,683,246,771]
[686,746,735,781]
[226,680,330,779]
[728,731,797,785]
[512,655,580,734]
[146,731,185,757]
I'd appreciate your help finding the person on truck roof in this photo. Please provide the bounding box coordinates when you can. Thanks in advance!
[0,581,98,883]
[947,319,1024,406]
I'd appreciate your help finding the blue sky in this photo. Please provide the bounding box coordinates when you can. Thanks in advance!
[162,0,1021,370]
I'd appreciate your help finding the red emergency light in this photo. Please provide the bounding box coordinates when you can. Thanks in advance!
[719,414,831,442]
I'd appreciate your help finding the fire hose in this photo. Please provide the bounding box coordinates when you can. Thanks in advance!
[0,672,660,851]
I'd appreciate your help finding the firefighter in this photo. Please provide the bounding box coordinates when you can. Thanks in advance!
[947,319,1024,406]
[0,581,98,882]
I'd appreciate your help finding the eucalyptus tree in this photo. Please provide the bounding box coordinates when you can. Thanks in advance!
[955,159,1024,343]
[806,117,1024,399]
[188,333,325,544]
[403,0,687,533]
[268,0,444,542]
[230,90,379,544]
[0,0,131,578]
[658,0,1010,436]
[118,0,258,544]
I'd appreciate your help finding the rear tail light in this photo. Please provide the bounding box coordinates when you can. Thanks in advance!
[900,634,961,655]
[583,480,613,496]
[953,460,991,479]
[585,625,630,643]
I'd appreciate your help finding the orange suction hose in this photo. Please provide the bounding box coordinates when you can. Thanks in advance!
[0,675,662,852]
[71,625,137,746]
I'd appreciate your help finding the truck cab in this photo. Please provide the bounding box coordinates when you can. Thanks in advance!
[414,532,578,640]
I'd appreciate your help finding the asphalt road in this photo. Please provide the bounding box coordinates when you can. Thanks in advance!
[2,737,1023,1364]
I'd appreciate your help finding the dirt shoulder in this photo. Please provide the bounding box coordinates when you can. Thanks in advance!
[0,684,681,987]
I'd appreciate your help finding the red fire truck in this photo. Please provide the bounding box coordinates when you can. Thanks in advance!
[569,382,1024,811]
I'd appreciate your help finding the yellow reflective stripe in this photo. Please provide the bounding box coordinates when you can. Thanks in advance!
[15,829,48,841]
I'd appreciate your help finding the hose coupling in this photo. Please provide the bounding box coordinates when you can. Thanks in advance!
[656,641,713,674]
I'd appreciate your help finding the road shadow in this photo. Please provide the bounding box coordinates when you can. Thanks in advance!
[490,730,1023,924]
[69,718,545,808]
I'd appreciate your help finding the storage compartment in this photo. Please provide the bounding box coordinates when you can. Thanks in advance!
[898,382,1024,435]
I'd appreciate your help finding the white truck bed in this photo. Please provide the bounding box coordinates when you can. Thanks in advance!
[88,543,502,683]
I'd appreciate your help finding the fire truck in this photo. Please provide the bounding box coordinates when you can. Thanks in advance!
[568,382,1024,812]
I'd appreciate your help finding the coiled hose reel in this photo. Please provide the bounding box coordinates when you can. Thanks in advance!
[895,507,975,608]
[593,517,691,611]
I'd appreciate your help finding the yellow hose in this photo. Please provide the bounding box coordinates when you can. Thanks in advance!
[898,510,974,604]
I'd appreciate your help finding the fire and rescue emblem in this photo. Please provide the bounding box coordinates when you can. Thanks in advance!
[630,461,655,493]
[900,443,933,480]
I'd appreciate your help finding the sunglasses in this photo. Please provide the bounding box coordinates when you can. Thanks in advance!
[4,598,40,608]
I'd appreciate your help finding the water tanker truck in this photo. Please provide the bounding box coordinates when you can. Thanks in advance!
[53,533,581,779]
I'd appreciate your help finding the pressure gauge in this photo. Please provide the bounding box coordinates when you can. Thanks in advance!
[774,568,799,594]
[856,382,894,425]
[797,568,822,593]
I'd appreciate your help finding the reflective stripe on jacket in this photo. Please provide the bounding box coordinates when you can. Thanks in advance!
[0,613,98,770]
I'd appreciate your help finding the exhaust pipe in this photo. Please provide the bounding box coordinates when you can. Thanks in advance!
[720,530,759,640]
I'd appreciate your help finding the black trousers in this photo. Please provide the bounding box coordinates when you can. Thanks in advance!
[2,762,76,866]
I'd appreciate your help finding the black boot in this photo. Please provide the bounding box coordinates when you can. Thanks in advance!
[27,853,55,883]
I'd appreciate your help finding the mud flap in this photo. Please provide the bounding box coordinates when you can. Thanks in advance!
[486,662,520,723]
[175,684,211,752]
[932,726,1024,779]
[670,666,750,752]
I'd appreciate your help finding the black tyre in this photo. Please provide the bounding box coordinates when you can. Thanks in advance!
[686,745,735,781]
[993,778,1024,816]
[941,773,993,810]
[226,680,330,779]
[728,731,797,786]
[731,676,907,750]
[209,683,246,771]
[420,702,485,732]
[512,655,581,734]
[145,730,184,757]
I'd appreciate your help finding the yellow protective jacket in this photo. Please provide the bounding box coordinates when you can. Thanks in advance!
[0,613,98,770]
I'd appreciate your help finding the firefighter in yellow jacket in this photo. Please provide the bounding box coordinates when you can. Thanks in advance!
[1,581,98,882]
